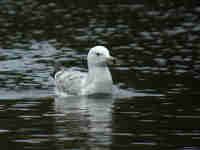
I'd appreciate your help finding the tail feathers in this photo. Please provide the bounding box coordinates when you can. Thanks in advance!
[50,62,64,79]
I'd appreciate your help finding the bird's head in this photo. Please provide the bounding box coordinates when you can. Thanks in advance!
[87,46,115,67]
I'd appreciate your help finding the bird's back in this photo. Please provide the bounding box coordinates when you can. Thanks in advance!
[55,69,87,96]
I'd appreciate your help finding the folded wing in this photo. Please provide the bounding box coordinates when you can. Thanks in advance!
[55,69,87,95]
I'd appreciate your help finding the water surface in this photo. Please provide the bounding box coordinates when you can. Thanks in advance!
[0,1,200,150]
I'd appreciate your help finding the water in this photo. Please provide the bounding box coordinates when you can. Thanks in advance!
[0,1,200,150]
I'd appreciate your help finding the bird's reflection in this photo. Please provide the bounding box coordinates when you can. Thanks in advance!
[54,94,114,149]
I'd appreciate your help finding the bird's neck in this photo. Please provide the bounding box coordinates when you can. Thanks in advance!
[88,65,112,82]
[82,64,113,95]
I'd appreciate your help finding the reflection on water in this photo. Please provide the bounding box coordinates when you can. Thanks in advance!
[54,95,113,149]
[0,0,200,150]
[1,94,200,150]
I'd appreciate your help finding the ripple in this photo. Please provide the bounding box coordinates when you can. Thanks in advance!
[0,129,10,133]
[132,142,157,146]
[14,138,50,144]
[0,2,200,150]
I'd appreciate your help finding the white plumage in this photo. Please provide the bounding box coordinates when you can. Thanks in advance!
[54,46,115,96]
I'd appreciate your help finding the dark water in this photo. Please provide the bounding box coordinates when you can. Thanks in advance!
[1,1,200,150]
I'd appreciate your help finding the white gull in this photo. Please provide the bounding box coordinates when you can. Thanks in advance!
[53,46,115,96]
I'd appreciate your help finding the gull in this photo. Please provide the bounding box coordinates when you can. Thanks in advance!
[51,46,115,96]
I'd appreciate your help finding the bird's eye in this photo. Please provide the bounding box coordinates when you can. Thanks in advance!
[96,52,101,56]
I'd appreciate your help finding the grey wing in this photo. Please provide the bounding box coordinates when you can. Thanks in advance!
[55,70,87,95]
